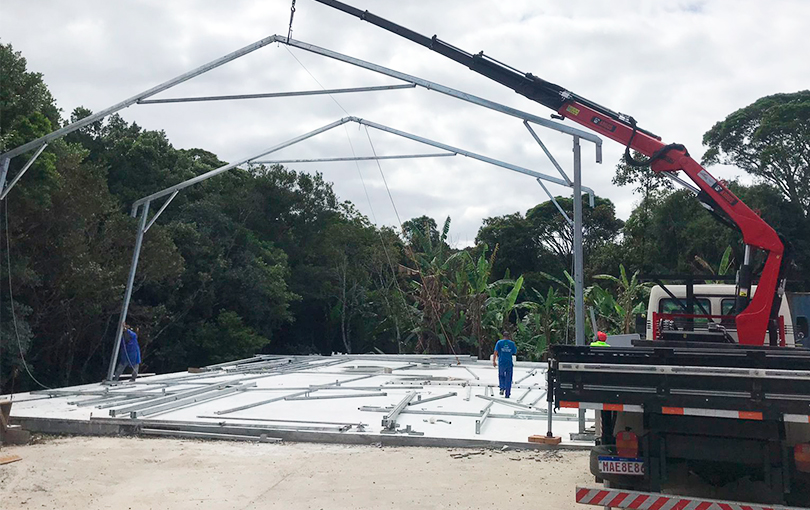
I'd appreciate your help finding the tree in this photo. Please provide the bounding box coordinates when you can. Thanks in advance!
[702,91,810,217]
[526,195,624,274]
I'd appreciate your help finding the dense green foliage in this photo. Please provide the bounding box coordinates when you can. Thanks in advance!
[1,43,808,392]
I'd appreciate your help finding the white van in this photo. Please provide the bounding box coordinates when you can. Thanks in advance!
[646,284,795,346]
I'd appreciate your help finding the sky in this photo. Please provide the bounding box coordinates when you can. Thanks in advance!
[2,0,809,247]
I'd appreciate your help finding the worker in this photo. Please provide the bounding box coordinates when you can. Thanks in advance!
[114,322,141,382]
[493,330,517,398]
[591,331,610,347]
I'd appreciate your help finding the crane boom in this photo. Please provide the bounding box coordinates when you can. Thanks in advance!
[312,0,787,346]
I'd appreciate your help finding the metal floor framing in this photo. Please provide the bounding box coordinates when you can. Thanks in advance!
[6,354,594,449]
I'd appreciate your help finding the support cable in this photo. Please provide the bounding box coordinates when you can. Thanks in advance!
[284,46,459,361]
[4,199,49,390]
[282,45,425,354]
[364,126,461,363]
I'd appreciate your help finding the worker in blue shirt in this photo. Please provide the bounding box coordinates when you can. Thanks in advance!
[493,330,517,398]
[114,323,141,382]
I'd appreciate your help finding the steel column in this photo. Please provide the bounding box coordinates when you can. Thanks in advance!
[573,135,586,434]
[106,201,150,381]
[0,158,9,196]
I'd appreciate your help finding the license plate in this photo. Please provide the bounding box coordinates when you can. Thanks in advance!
[597,456,645,476]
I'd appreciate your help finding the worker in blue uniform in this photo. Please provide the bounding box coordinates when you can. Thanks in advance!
[493,330,517,398]
[114,323,141,382]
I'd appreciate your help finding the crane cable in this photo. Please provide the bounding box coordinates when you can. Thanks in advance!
[3,198,50,390]
[363,126,461,364]
[281,46,437,356]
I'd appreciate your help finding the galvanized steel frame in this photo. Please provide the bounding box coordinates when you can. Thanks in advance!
[0,30,599,382]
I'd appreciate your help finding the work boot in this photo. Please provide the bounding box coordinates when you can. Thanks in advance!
[499,389,504,396]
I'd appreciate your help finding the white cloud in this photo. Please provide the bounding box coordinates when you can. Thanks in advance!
[2,0,808,247]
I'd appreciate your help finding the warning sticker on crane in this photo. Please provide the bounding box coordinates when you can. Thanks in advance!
[566,105,580,116]
[697,169,717,187]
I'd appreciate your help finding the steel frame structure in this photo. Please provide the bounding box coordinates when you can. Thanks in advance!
[0,32,600,382]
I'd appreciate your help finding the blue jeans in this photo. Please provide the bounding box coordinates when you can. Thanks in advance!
[498,365,513,397]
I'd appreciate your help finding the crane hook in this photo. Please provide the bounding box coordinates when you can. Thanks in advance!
[287,0,297,44]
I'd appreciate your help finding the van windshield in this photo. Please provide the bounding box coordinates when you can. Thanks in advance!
[659,298,712,316]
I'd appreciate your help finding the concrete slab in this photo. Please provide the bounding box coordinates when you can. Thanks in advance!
[5,354,594,449]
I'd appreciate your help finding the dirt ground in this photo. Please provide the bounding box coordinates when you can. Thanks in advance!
[1,436,592,509]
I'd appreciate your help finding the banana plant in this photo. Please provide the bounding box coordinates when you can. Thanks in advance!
[514,286,568,360]
[482,275,524,340]
[593,264,651,334]
[694,246,735,284]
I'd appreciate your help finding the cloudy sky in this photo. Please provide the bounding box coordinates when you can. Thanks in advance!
[3,0,809,247]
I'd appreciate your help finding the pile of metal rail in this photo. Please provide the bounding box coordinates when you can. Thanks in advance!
[20,354,586,445]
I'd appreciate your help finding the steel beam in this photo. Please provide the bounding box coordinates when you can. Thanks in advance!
[133,117,353,207]
[408,392,457,406]
[282,37,603,148]
[140,429,282,442]
[382,391,416,430]
[285,392,387,400]
[110,382,233,416]
[0,143,48,200]
[144,191,178,232]
[476,394,534,410]
[0,34,282,161]
[357,118,595,192]
[137,83,415,104]
[514,369,538,385]
[523,121,571,185]
[462,367,479,380]
[529,390,548,407]
[475,401,494,434]
[133,384,252,418]
[251,152,455,165]
[196,416,367,428]
[214,390,310,415]
[359,406,581,422]
[536,178,573,226]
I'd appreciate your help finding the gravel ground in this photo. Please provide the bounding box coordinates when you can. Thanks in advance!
[1,436,592,509]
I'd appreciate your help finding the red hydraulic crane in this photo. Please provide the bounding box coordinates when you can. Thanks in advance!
[311,0,787,347]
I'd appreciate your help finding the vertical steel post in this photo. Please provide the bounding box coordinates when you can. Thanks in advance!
[0,158,10,196]
[573,136,586,433]
[106,201,150,381]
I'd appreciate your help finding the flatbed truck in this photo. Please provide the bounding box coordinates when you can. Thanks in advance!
[307,1,810,506]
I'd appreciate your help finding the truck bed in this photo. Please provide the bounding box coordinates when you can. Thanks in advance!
[551,343,810,419]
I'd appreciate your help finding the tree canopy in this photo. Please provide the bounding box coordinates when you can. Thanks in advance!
[702,90,810,217]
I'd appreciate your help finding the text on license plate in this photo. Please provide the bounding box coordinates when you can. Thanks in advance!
[597,456,644,476]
